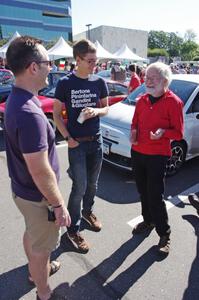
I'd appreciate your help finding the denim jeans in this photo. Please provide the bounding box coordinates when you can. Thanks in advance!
[67,138,103,233]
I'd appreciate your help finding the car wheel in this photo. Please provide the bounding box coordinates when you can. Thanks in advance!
[166,141,186,176]
[46,114,56,132]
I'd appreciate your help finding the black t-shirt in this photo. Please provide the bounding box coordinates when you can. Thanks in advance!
[55,73,108,137]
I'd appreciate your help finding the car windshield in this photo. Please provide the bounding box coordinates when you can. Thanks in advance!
[123,79,198,106]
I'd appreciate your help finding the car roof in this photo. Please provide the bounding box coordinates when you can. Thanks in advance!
[172,74,199,84]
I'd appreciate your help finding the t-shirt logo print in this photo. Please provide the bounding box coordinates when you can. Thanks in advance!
[71,89,97,108]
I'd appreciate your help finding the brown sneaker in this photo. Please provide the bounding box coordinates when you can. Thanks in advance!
[82,212,102,232]
[158,235,170,255]
[132,221,155,234]
[67,232,89,253]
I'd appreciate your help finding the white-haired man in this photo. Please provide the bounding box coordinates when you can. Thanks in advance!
[130,62,184,255]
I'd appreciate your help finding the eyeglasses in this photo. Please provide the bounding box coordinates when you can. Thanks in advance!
[80,57,98,65]
[144,76,161,82]
[25,60,52,68]
[36,60,52,67]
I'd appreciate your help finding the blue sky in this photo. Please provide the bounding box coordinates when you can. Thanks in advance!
[71,0,199,41]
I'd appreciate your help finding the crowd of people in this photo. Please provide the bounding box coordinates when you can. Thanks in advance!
[3,35,198,300]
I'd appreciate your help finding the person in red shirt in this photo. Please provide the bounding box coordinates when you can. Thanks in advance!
[128,64,141,94]
[130,62,184,255]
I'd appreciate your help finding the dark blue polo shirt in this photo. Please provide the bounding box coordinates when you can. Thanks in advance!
[4,86,60,202]
[55,73,108,138]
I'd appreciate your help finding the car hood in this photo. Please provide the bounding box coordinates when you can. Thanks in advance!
[101,102,135,130]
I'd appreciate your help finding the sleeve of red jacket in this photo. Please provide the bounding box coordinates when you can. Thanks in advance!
[163,100,184,140]
[131,102,139,130]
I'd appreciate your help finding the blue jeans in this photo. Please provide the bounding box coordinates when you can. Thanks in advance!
[67,138,103,233]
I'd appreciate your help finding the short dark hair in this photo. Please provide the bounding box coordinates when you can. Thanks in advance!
[73,39,96,59]
[6,36,43,75]
[129,64,136,72]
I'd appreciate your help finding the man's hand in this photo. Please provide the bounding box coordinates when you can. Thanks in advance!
[82,107,98,119]
[130,129,138,145]
[68,137,79,149]
[150,128,165,140]
[54,205,71,227]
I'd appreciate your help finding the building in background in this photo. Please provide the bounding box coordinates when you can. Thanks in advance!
[0,0,72,42]
[73,25,148,59]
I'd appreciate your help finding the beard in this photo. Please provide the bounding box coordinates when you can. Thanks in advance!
[146,82,165,97]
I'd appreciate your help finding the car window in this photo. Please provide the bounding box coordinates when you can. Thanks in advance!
[108,82,128,96]
[123,84,146,105]
[44,87,56,98]
[122,79,198,106]
[97,70,111,78]
[188,92,199,113]
[49,72,66,86]
[169,80,198,105]
[0,71,14,85]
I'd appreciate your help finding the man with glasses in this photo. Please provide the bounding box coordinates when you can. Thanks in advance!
[54,39,109,253]
[130,62,184,256]
[5,36,70,300]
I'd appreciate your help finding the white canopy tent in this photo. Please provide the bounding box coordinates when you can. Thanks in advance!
[94,40,116,59]
[114,44,147,62]
[0,31,21,58]
[47,36,73,60]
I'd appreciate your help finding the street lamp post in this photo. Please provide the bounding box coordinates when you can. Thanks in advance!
[86,23,92,40]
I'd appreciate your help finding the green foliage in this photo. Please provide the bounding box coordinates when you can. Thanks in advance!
[148,30,183,57]
[148,30,199,60]
[192,56,199,61]
[0,38,8,47]
[180,41,198,60]
[147,48,169,57]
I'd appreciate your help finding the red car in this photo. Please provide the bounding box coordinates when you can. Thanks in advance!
[0,80,127,132]
[0,95,66,132]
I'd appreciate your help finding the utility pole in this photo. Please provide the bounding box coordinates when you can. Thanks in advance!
[85,23,92,40]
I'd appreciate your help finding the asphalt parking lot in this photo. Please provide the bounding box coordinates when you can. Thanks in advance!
[0,133,199,300]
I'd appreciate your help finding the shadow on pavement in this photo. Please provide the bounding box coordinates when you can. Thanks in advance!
[182,214,199,300]
[52,232,165,300]
[0,234,82,300]
[97,162,138,205]
[0,264,33,300]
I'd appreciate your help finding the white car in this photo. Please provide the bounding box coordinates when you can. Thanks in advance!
[101,74,199,176]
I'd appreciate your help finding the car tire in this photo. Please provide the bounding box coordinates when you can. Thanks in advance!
[166,141,186,176]
[46,114,56,132]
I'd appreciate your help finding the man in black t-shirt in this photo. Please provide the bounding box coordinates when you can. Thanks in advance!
[54,39,109,253]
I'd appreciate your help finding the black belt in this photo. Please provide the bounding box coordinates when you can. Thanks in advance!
[75,135,99,142]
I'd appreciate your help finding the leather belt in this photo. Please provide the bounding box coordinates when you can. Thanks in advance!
[75,135,99,142]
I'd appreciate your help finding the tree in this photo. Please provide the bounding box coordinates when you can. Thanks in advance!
[148,30,183,58]
[148,30,169,50]
[180,41,198,60]
[184,29,197,42]
[167,32,183,57]
[147,48,169,57]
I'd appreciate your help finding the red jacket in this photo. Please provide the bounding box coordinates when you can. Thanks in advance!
[131,90,184,156]
[128,72,141,93]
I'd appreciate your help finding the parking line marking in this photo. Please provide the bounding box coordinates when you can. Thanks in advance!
[127,183,199,228]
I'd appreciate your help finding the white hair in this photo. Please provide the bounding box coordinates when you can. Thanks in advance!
[147,62,172,88]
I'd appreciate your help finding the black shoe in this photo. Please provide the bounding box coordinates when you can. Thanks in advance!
[158,235,170,255]
[132,221,155,234]
[188,193,199,215]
